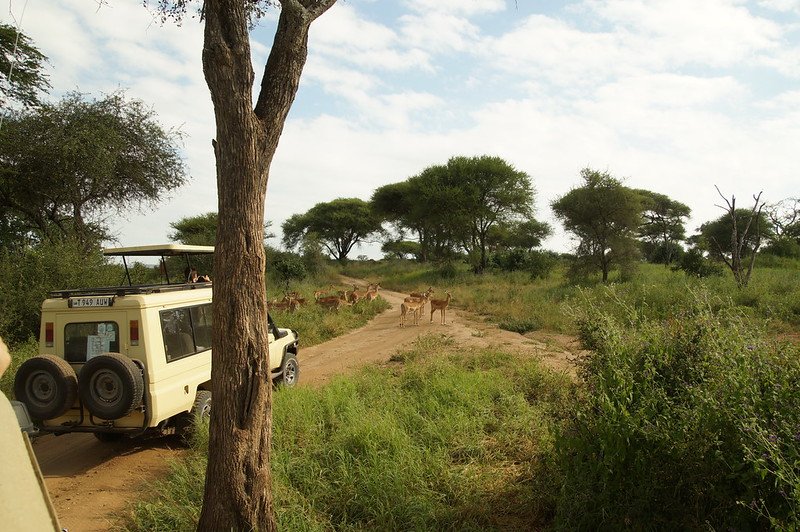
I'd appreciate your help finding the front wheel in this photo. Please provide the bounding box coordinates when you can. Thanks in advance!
[275,354,299,388]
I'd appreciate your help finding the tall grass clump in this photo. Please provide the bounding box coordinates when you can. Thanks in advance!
[125,335,576,530]
[555,289,800,530]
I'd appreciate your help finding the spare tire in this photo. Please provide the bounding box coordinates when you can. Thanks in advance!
[79,353,144,420]
[14,355,78,420]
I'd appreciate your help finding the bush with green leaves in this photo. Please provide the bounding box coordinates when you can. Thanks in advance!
[674,247,724,278]
[489,249,558,279]
[0,240,120,343]
[556,291,800,530]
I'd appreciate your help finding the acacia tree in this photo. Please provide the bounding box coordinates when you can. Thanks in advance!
[635,189,690,265]
[153,1,337,529]
[0,91,186,248]
[372,155,537,269]
[552,168,642,282]
[372,168,461,262]
[0,22,50,110]
[446,155,535,272]
[282,198,382,261]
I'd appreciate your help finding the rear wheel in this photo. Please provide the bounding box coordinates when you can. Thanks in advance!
[79,353,144,420]
[14,355,78,420]
[275,354,299,388]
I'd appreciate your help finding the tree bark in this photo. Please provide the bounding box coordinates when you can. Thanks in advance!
[197,1,335,530]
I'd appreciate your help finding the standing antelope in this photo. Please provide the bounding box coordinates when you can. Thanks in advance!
[406,287,433,315]
[429,292,451,324]
[400,298,425,327]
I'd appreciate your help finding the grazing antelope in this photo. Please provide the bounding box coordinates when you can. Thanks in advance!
[400,298,425,327]
[269,295,299,313]
[316,292,351,311]
[429,292,451,324]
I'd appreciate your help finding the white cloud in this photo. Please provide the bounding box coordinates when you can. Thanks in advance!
[311,3,432,71]
[12,0,800,258]
[405,0,506,16]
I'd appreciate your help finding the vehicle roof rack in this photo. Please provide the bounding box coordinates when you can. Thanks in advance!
[103,244,214,257]
[48,282,212,299]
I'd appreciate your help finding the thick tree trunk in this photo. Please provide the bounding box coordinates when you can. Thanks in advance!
[197,1,335,530]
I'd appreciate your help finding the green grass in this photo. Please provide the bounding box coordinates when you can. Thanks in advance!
[342,259,800,336]
[123,335,576,531]
[269,297,391,348]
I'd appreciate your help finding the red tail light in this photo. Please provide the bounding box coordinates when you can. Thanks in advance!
[130,320,139,346]
[45,322,54,347]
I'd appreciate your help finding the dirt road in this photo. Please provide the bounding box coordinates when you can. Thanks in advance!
[34,284,579,531]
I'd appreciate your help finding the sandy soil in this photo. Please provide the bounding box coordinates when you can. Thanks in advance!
[33,282,581,531]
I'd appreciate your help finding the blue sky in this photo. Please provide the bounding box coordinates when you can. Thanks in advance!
[9,0,800,256]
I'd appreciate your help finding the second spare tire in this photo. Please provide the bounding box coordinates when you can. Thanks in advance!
[79,353,144,420]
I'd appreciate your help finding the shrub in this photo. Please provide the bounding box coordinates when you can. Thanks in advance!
[674,248,723,278]
[556,291,800,530]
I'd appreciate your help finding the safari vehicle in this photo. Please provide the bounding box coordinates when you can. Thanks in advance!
[12,244,299,441]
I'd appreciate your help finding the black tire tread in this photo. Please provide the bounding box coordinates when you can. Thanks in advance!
[79,353,144,420]
[13,355,78,420]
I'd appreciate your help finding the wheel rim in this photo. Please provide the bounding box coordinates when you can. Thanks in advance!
[90,369,124,405]
[26,370,57,408]
[283,359,297,384]
[199,400,211,420]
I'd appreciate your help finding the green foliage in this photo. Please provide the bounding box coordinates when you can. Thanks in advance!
[282,198,383,262]
[0,240,120,343]
[674,248,724,278]
[762,236,800,258]
[490,249,559,279]
[636,188,690,264]
[169,212,218,246]
[372,155,542,270]
[695,207,774,260]
[0,91,186,248]
[380,239,421,260]
[552,168,643,282]
[266,248,307,286]
[124,336,576,531]
[267,296,390,348]
[0,338,37,397]
[557,292,800,530]
[0,23,50,109]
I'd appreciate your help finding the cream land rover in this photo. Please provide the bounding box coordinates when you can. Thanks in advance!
[12,244,299,441]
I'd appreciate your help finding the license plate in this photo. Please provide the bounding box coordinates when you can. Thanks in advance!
[69,296,114,308]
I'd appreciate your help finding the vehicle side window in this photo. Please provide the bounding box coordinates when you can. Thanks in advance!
[64,322,120,363]
[160,304,212,363]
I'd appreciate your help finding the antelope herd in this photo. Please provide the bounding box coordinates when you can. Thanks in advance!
[268,282,452,327]
[401,287,452,327]
[269,283,381,312]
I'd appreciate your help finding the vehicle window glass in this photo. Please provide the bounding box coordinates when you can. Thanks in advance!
[64,322,119,363]
[160,303,212,363]
[191,305,212,351]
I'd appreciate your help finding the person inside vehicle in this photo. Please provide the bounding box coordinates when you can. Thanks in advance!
[185,267,211,283]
